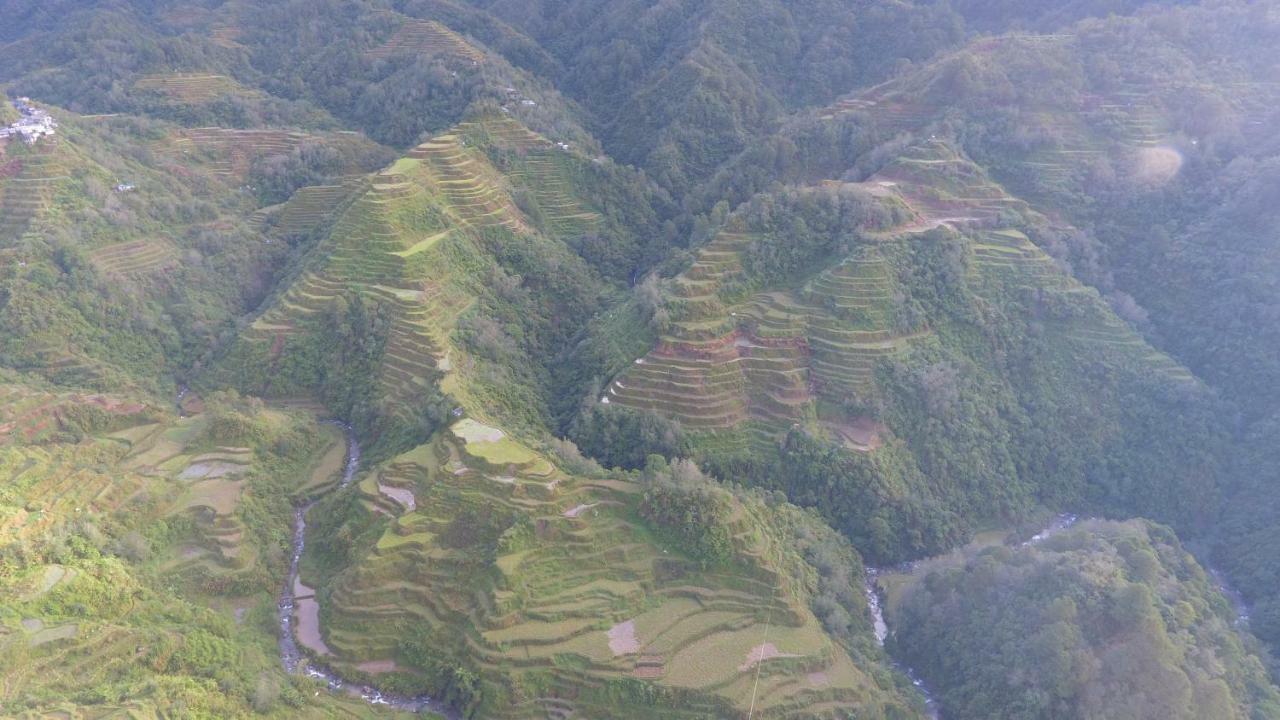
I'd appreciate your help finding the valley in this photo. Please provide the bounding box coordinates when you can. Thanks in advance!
[1,1,1280,718]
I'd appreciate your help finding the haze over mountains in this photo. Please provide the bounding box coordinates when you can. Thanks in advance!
[1,1,1279,718]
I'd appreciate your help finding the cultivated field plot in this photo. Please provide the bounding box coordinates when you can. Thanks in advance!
[134,73,248,104]
[0,141,68,241]
[88,239,180,278]
[367,18,485,64]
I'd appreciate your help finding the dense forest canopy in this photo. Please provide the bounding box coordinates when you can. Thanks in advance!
[893,520,1280,720]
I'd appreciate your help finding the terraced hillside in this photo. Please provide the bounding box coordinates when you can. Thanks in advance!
[578,132,1228,568]
[159,127,312,180]
[211,114,620,446]
[610,222,922,455]
[871,141,1195,382]
[367,18,486,64]
[0,382,150,444]
[220,148,484,432]
[134,73,250,105]
[88,239,179,278]
[821,30,1280,204]
[255,177,367,238]
[302,419,918,719]
[611,137,1195,460]
[455,117,605,239]
[0,106,395,394]
[0,387,397,717]
[141,123,385,196]
[0,138,69,242]
[606,194,911,452]
[821,15,1280,436]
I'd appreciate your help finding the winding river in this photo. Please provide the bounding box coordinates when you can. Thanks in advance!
[277,422,459,717]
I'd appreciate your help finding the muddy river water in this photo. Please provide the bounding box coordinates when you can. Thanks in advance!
[277,422,460,717]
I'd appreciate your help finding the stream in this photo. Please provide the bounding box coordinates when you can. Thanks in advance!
[865,514,1084,720]
[277,422,459,717]
[1209,567,1252,627]
[175,384,189,418]
[865,570,940,720]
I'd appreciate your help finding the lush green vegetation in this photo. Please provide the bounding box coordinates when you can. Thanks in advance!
[786,1,1280,665]
[892,520,1280,720]
[203,114,663,460]
[591,144,1224,565]
[4,0,1280,717]
[0,108,387,398]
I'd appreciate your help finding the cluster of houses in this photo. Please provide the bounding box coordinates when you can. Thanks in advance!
[0,97,57,145]
[501,86,539,111]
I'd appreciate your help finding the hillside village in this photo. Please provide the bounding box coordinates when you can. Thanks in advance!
[0,96,56,144]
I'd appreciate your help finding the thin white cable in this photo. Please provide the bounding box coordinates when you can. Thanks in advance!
[746,582,778,720]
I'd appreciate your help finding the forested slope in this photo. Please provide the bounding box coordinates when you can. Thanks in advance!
[893,520,1280,720]
[579,135,1221,564]
[803,1,1280,661]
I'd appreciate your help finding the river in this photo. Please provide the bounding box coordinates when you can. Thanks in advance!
[175,384,189,418]
[277,421,460,717]
[865,514,1084,720]
[865,570,940,720]
[1209,566,1252,627]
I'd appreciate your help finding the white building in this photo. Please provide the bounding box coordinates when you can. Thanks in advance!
[3,97,58,145]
